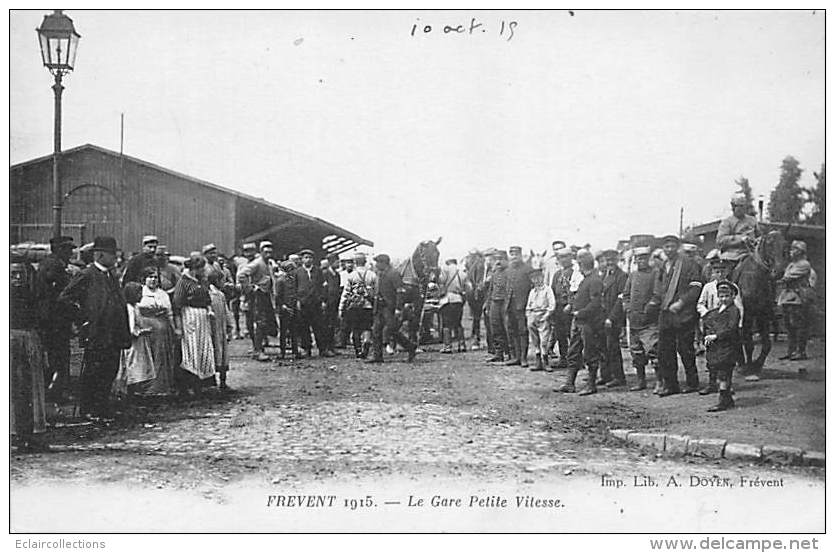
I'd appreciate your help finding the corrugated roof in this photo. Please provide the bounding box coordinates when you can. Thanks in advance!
[10,143,373,248]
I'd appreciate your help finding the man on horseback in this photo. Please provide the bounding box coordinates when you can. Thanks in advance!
[717,194,761,262]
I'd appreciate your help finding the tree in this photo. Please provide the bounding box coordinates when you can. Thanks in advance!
[734,176,756,216]
[767,156,804,223]
[804,163,825,225]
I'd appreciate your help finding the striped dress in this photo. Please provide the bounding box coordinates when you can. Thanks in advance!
[172,273,216,380]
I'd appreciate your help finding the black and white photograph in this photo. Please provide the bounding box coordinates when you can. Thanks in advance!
[8,8,826,540]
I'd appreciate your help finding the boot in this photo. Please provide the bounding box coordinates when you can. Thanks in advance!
[578,364,598,396]
[556,368,578,393]
[707,390,735,412]
[519,336,529,368]
[682,371,700,394]
[542,353,552,372]
[629,365,647,391]
[487,352,505,363]
[531,353,544,372]
[505,341,522,366]
[699,371,718,395]
[441,329,453,354]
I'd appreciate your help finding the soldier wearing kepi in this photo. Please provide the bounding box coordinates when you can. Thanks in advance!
[237,241,278,362]
[600,249,628,388]
[777,240,816,369]
[36,235,77,401]
[121,235,159,285]
[716,194,761,261]
[621,246,661,392]
[367,254,417,363]
[486,250,510,363]
[505,246,533,367]
[653,234,704,396]
[557,249,604,396]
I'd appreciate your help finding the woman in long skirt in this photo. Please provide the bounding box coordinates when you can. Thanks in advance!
[113,282,156,397]
[10,256,49,452]
[208,272,233,391]
[172,254,216,396]
[134,267,177,395]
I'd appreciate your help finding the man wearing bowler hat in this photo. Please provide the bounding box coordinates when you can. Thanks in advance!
[58,236,131,420]
[600,249,628,387]
[653,234,704,396]
[36,235,77,400]
[121,234,159,285]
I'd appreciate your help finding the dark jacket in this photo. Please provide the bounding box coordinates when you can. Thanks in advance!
[489,266,509,302]
[622,267,660,329]
[375,266,403,312]
[58,264,131,350]
[653,255,703,328]
[551,266,574,307]
[506,261,532,311]
[295,265,324,305]
[275,271,297,312]
[36,253,76,332]
[571,271,603,325]
[121,252,156,285]
[601,266,628,325]
[703,304,741,367]
[322,267,342,305]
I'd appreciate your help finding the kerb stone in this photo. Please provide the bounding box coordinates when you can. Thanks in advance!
[762,445,804,466]
[687,438,727,459]
[723,442,762,462]
[626,432,666,451]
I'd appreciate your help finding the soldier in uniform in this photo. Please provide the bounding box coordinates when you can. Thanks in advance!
[621,246,661,391]
[237,241,277,361]
[121,235,158,285]
[548,247,576,368]
[653,235,704,396]
[600,249,628,387]
[486,250,510,363]
[716,194,761,261]
[505,246,532,367]
[36,235,77,401]
[777,240,815,369]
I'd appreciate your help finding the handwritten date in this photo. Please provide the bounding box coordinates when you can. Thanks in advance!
[410,17,518,42]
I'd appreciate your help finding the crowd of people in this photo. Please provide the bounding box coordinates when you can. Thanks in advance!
[9,194,819,453]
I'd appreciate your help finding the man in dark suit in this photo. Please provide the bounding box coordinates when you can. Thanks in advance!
[36,235,77,401]
[653,234,704,396]
[295,249,329,357]
[505,246,532,367]
[367,254,417,363]
[600,249,628,387]
[58,236,131,420]
[321,253,343,356]
[121,235,158,285]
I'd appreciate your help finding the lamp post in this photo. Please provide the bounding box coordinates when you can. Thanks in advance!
[36,9,80,240]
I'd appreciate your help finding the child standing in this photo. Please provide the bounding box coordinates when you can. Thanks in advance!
[208,272,233,391]
[114,282,155,398]
[702,280,742,412]
[697,258,744,394]
[526,267,556,371]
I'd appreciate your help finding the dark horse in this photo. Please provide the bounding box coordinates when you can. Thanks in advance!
[729,230,786,374]
[396,238,442,346]
[463,250,487,349]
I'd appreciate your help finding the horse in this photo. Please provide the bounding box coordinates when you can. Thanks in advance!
[463,250,487,348]
[729,229,786,374]
[396,237,442,346]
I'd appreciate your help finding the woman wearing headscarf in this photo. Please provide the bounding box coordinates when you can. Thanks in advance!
[134,266,177,395]
[172,253,216,396]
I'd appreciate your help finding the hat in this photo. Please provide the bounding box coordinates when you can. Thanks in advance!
[92,236,118,254]
[705,248,720,261]
[711,257,732,268]
[491,250,508,260]
[602,249,619,259]
[682,232,702,246]
[353,252,366,260]
[482,247,498,256]
[155,245,170,256]
[508,246,522,254]
[49,235,75,249]
[242,242,256,251]
[281,260,296,272]
[681,243,699,253]
[259,241,273,250]
[633,246,651,256]
[716,280,739,296]
[142,235,159,245]
[373,253,391,264]
[730,194,747,206]
[556,247,573,257]
[719,250,744,262]
[327,252,340,262]
[592,249,605,260]
[661,234,680,244]
[202,243,217,254]
[790,240,807,253]
[299,248,315,256]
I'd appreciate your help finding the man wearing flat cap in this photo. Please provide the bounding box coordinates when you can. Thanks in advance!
[505,246,533,367]
[717,194,761,261]
[121,235,159,285]
[237,241,278,361]
[367,253,417,363]
[600,249,628,388]
[548,247,577,368]
[321,252,343,355]
[58,237,131,420]
[203,243,234,292]
[36,235,77,400]
[652,234,704,396]
[622,246,661,391]
[295,248,328,357]
[486,250,510,362]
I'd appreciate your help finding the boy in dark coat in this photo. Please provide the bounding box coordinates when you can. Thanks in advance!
[702,280,742,412]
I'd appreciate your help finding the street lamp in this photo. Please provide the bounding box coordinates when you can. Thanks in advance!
[36,9,80,239]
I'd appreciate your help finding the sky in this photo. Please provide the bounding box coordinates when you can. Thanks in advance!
[9,10,825,259]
